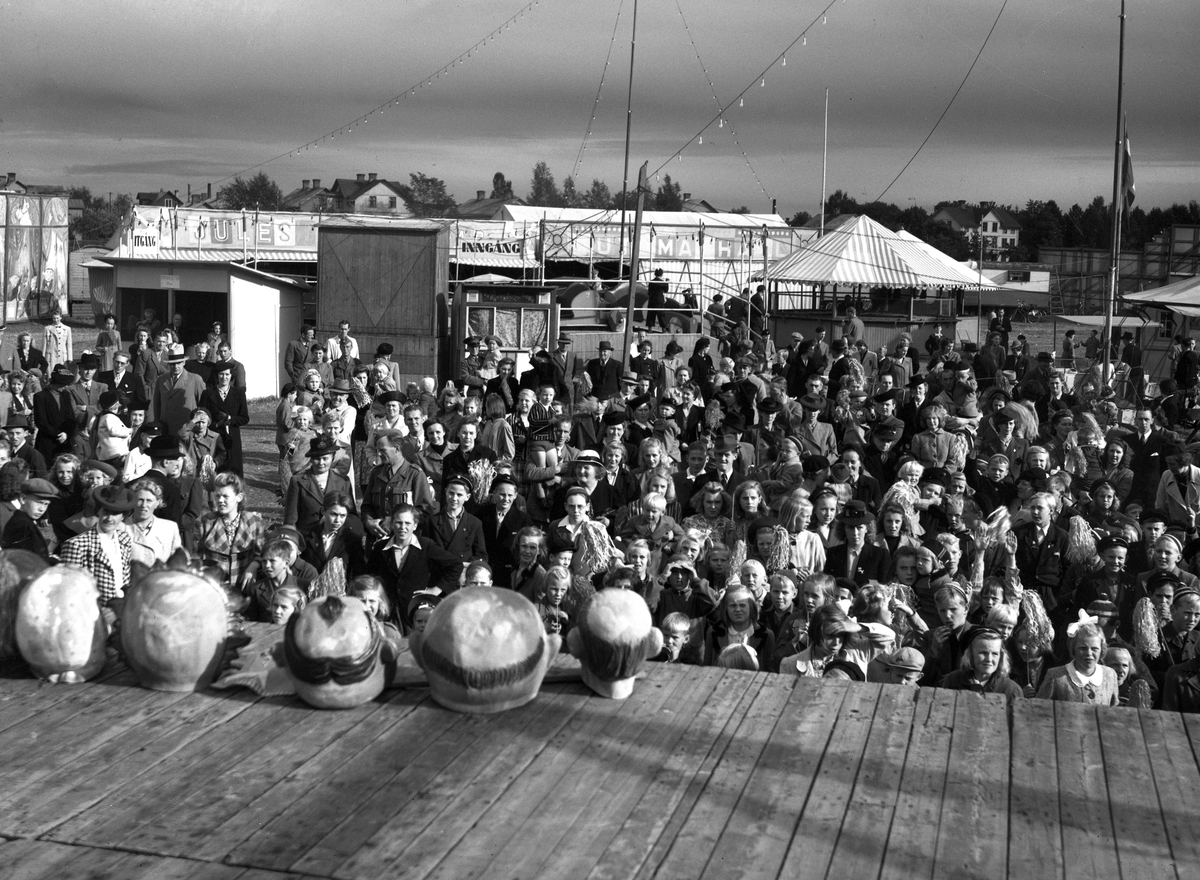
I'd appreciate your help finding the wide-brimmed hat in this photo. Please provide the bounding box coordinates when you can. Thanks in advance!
[49,365,75,386]
[375,343,394,357]
[147,434,183,460]
[78,352,100,370]
[328,380,351,396]
[757,397,783,414]
[93,485,135,513]
[81,459,119,480]
[574,449,603,467]
[799,393,825,411]
[164,345,187,364]
[837,500,873,526]
[620,370,639,385]
[598,341,614,351]
[665,340,684,357]
[6,414,30,430]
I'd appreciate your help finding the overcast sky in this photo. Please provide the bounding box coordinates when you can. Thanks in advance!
[2,0,1196,217]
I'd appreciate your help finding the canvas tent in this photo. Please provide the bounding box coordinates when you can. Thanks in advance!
[754,215,996,289]
[1124,275,1200,316]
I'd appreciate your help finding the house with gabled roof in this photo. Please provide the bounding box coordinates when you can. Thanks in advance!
[329,173,411,216]
[931,201,1022,261]
[136,190,185,207]
[281,179,334,213]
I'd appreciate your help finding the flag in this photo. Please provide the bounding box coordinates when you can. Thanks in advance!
[1121,119,1136,221]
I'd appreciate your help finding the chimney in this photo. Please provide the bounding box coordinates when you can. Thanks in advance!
[683,193,691,201]
[207,182,212,197]
[368,172,377,181]
[356,173,365,182]
[312,178,321,188]
[477,190,485,200]
[302,179,310,189]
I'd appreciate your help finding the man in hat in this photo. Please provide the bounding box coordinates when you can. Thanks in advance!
[5,414,46,478]
[67,352,109,442]
[285,324,318,384]
[646,267,670,332]
[826,337,852,389]
[151,345,207,436]
[142,434,206,531]
[783,330,805,366]
[785,339,820,398]
[585,341,622,402]
[284,434,359,535]
[794,393,837,464]
[550,332,581,402]
[694,435,745,496]
[551,449,616,522]
[978,405,1028,473]
[1155,442,1200,535]
[990,308,1011,351]
[1019,351,1056,405]
[459,336,487,396]
[97,350,136,412]
[33,364,77,464]
[422,473,487,567]
[863,419,903,487]
[1,477,59,561]
[1119,330,1144,404]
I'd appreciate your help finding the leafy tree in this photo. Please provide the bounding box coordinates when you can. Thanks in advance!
[654,174,683,211]
[561,176,584,208]
[68,187,133,243]
[489,172,514,200]
[584,179,613,210]
[824,189,861,217]
[216,172,284,211]
[528,162,562,207]
[729,206,752,214]
[406,172,455,217]
[787,210,812,227]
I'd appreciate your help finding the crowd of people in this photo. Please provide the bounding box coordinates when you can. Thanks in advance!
[6,304,1200,714]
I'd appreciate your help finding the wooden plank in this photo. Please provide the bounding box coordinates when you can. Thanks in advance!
[229,686,548,874]
[120,694,397,860]
[0,838,306,880]
[694,675,846,880]
[1008,698,1064,880]
[1098,709,1177,880]
[0,666,143,746]
[0,661,127,734]
[645,673,796,880]
[827,685,920,880]
[411,670,693,880]
[1,838,101,880]
[2,689,262,838]
[500,668,729,880]
[578,670,757,880]
[314,686,586,879]
[189,690,421,863]
[45,694,315,847]
[1055,702,1120,880]
[878,687,957,880]
[1141,710,1200,876]
[0,676,192,800]
[777,683,883,880]
[932,693,1010,879]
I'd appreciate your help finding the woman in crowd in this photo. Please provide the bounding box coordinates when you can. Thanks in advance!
[202,362,250,476]
[191,472,265,591]
[124,477,182,567]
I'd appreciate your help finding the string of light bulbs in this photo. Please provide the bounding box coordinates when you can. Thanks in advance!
[572,0,627,181]
[650,0,841,180]
[668,0,768,200]
[207,0,542,187]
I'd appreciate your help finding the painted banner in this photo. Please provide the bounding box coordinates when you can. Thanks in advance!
[1,193,69,321]
[121,206,318,257]
[540,221,810,262]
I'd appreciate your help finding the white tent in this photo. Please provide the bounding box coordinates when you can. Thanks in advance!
[1124,275,1200,316]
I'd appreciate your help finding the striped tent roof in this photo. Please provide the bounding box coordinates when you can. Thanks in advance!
[756,214,994,288]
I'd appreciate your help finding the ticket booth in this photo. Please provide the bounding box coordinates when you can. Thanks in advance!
[451,282,558,381]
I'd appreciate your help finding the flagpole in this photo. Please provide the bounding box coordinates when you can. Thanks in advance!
[1103,0,1126,388]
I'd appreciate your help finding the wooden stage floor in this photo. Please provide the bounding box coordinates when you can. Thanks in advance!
[1,659,1198,880]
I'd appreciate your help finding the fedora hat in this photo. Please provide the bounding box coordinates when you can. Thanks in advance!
[836,500,873,526]
[92,485,135,514]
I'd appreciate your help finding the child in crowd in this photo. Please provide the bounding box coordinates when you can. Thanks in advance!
[349,575,404,648]
[655,612,697,664]
[249,539,299,621]
[654,555,718,627]
[279,406,316,497]
[269,585,306,625]
[763,572,800,642]
[464,561,493,588]
[705,541,732,593]
[511,527,547,601]
[536,565,572,636]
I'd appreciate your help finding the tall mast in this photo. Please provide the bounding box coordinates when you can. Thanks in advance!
[1103,0,1126,387]
[820,87,829,239]
[617,0,639,280]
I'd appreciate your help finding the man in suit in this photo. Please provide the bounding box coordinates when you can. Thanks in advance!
[213,341,247,392]
[477,473,532,589]
[151,346,207,436]
[284,435,360,535]
[368,504,464,629]
[97,351,137,412]
[550,332,581,403]
[6,415,47,478]
[1000,492,1067,613]
[33,365,77,465]
[422,474,487,567]
[585,341,622,402]
[67,351,108,444]
[141,434,206,534]
[284,325,317,384]
[133,332,168,405]
[794,394,837,464]
[1128,406,1166,507]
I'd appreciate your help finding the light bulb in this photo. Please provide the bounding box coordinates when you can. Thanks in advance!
[803,36,807,46]
[782,56,787,67]
[739,97,744,107]
[698,136,703,144]
[719,118,724,128]
[823,15,827,24]
[760,77,765,87]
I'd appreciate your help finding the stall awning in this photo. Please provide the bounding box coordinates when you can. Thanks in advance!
[451,252,539,268]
